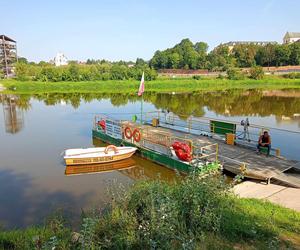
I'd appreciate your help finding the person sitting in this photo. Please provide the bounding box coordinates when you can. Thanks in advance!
[257,131,271,156]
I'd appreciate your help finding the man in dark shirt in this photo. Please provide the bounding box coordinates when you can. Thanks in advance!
[257,131,271,156]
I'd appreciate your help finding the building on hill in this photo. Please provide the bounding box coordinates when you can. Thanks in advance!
[54,52,68,66]
[218,41,277,52]
[0,35,18,78]
[283,32,300,44]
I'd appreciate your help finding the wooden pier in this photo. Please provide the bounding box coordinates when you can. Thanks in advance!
[93,112,300,188]
[141,122,300,188]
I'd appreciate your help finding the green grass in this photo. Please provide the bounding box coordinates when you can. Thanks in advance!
[1,76,300,94]
[1,174,300,249]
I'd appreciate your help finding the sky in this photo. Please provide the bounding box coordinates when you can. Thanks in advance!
[1,0,300,62]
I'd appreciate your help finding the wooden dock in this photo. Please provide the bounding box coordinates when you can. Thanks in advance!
[141,123,300,188]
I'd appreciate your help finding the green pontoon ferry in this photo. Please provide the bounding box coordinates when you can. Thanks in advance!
[92,115,220,174]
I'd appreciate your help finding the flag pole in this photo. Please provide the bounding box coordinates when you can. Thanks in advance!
[140,94,143,125]
[138,71,145,125]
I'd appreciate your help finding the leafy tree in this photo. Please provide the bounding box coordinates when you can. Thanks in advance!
[207,45,233,71]
[168,52,180,68]
[150,39,208,70]
[255,44,276,67]
[38,61,50,66]
[274,45,290,66]
[289,42,300,65]
[15,62,29,80]
[68,63,80,81]
[232,44,258,67]
[135,58,146,66]
[249,66,264,79]
[18,57,28,64]
[194,42,208,54]
[111,64,128,80]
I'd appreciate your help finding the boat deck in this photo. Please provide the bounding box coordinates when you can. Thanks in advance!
[140,123,300,188]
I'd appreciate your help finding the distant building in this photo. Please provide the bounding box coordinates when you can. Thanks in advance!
[54,52,68,66]
[0,35,18,78]
[283,32,300,44]
[219,41,277,52]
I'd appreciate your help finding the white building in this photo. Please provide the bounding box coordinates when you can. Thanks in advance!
[54,52,68,66]
[283,32,300,44]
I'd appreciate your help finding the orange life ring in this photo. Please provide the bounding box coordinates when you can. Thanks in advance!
[124,127,133,139]
[133,129,141,142]
[104,145,119,154]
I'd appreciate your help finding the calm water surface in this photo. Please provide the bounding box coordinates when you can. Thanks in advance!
[0,89,300,228]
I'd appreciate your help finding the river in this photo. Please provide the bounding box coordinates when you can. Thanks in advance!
[0,89,300,229]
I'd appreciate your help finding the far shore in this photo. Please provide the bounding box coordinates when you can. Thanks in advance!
[1,77,300,94]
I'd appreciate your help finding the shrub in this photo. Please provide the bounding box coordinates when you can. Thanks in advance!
[226,67,245,80]
[283,72,300,79]
[249,66,264,80]
[15,62,29,81]
[92,173,230,249]
[192,75,201,80]
[217,73,225,79]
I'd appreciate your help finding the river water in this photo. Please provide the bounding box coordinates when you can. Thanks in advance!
[0,89,300,229]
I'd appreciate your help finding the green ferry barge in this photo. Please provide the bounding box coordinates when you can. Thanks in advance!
[92,115,220,173]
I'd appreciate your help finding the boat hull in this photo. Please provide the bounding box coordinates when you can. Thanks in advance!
[92,129,196,172]
[64,146,137,166]
[64,151,135,165]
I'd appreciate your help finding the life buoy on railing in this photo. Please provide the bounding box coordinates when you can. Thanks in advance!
[133,129,141,142]
[124,127,133,139]
[171,141,192,162]
[104,145,119,154]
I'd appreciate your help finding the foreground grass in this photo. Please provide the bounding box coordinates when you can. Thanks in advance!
[1,76,300,94]
[1,174,300,249]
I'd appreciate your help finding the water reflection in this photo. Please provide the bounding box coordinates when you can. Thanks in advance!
[65,158,136,176]
[2,89,300,122]
[92,138,182,182]
[1,95,24,133]
[0,89,300,228]
[0,168,91,228]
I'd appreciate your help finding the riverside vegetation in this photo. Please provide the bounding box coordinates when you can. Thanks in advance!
[1,173,300,249]
[1,37,299,94]
[2,75,300,94]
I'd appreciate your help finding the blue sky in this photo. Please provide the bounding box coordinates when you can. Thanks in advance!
[2,0,300,62]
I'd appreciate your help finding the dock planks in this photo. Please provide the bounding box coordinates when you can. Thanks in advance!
[139,123,300,187]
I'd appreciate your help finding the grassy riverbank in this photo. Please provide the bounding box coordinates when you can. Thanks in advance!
[1,174,300,249]
[1,77,300,94]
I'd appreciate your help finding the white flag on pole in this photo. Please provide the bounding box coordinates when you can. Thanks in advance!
[138,72,145,96]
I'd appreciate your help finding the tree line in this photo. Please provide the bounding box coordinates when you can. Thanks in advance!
[150,38,300,71]
[15,59,157,82]
[12,38,300,82]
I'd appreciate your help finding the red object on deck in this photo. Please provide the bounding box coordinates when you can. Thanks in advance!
[172,141,192,162]
[98,120,106,131]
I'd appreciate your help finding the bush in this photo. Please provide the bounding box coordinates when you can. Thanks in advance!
[217,73,225,79]
[92,173,230,249]
[192,75,201,80]
[249,66,264,80]
[226,68,246,80]
[283,72,300,79]
[15,62,29,81]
